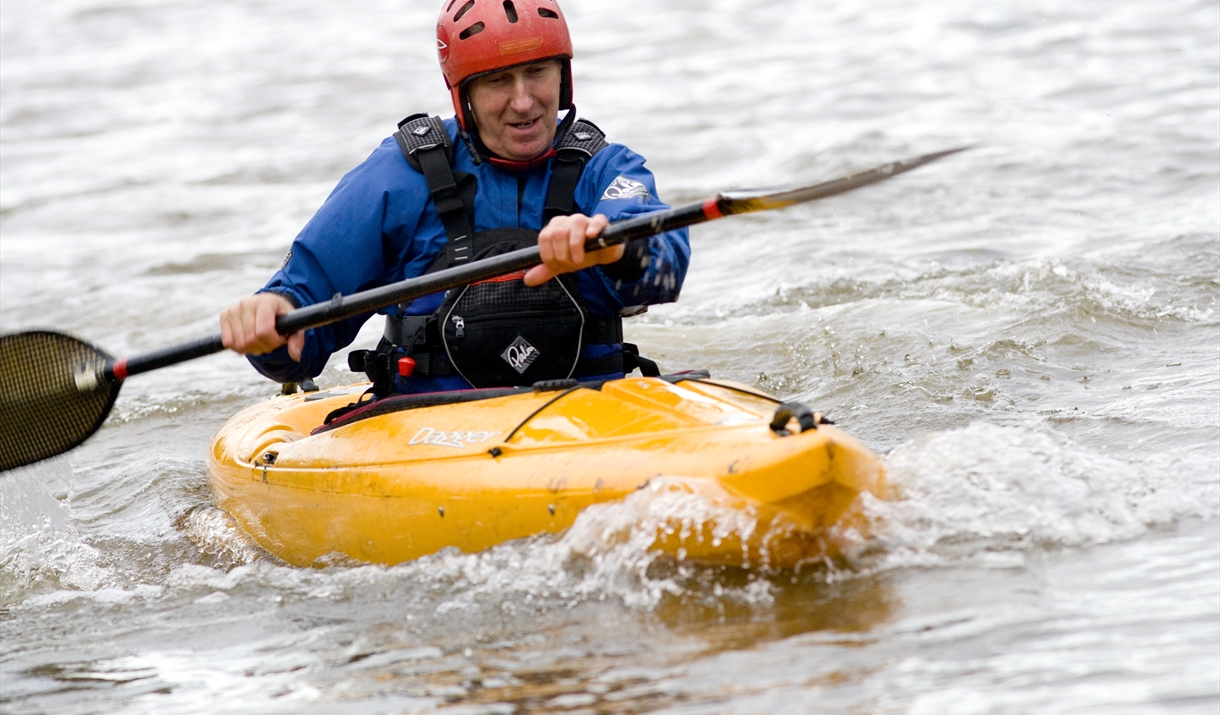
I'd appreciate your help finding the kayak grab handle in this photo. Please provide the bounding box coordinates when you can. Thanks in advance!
[769,402,833,436]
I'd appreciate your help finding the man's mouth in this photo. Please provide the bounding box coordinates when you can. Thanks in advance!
[509,118,539,130]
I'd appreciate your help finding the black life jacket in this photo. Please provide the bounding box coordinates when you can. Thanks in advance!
[349,114,656,394]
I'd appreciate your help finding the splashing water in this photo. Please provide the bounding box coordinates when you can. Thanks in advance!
[845,422,1219,575]
[0,460,109,605]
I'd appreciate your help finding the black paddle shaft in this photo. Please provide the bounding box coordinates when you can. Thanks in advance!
[107,198,715,380]
[273,202,710,335]
[106,146,966,381]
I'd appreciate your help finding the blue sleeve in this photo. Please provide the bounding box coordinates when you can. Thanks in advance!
[247,138,433,383]
[573,144,691,313]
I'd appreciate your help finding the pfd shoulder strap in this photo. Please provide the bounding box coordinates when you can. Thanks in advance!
[543,118,609,223]
[394,114,475,265]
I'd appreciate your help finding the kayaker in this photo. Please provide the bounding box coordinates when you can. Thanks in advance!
[219,0,690,394]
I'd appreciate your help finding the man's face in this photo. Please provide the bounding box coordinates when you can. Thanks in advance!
[467,60,562,161]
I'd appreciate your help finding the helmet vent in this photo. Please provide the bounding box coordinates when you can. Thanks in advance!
[537,8,558,19]
[502,1,518,23]
[453,0,475,23]
[459,21,485,40]
[446,0,461,12]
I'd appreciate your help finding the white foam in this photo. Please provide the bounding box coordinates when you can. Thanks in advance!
[0,459,111,605]
[179,505,270,568]
[837,422,1220,574]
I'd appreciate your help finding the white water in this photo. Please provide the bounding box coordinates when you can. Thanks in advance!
[2,0,1218,712]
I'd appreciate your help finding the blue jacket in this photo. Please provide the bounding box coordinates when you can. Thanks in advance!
[249,117,690,390]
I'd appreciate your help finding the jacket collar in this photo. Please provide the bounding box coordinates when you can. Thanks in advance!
[469,109,576,173]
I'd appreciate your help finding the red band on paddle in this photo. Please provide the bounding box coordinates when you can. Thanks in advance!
[702,197,723,220]
[111,360,129,381]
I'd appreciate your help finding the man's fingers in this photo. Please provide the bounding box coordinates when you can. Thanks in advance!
[538,229,556,265]
[575,215,612,265]
[241,299,262,352]
[530,213,617,286]
[552,222,574,265]
[567,218,586,264]
[220,293,294,356]
[287,331,305,362]
[587,214,610,236]
[219,310,234,350]
[258,299,281,344]
[523,264,556,287]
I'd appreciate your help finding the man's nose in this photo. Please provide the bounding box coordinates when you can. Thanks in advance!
[508,77,534,112]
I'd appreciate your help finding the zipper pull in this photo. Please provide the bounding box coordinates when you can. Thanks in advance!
[451,315,465,338]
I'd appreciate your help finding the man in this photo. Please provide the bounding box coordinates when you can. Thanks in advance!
[220,0,689,394]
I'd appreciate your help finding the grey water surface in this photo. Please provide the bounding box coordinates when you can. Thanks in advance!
[1,0,1217,713]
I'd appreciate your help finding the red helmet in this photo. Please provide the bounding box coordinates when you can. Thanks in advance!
[437,0,574,131]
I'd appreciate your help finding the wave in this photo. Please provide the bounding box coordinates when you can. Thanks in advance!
[5,420,1214,618]
[842,422,1219,573]
[676,237,1219,328]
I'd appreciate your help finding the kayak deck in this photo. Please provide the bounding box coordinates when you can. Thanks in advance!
[207,376,886,568]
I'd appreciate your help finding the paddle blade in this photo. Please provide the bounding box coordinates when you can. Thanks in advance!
[599,147,969,246]
[0,331,121,471]
[718,146,970,214]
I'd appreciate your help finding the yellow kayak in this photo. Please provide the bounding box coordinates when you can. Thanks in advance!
[207,374,887,568]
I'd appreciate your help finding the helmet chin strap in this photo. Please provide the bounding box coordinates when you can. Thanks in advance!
[469,106,577,173]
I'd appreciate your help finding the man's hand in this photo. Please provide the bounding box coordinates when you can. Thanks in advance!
[219,293,304,361]
[524,213,624,287]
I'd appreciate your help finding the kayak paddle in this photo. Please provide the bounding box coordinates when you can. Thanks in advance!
[0,146,966,471]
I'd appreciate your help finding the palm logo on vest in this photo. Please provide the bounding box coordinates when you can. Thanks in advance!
[601,176,650,201]
[501,335,540,375]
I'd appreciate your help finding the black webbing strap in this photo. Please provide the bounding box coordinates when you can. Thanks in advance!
[394,114,475,264]
[417,148,474,265]
[543,119,609,223]
[543,157,585,223]
[410,351,455,376]
[586,315,622,345]
[383,314,431,348]
[622,343,660,377]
